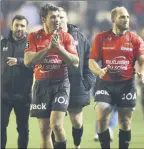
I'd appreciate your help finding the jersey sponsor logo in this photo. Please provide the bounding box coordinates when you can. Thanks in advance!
[95,90,109,96]
[54,96,68,105]
[39,55,62,73]
[3,47,8,51]
[122,92,137,100]
[121,46,133,51]
[30,103,46,110]
[25,41,30,49]
[106,56,130,73]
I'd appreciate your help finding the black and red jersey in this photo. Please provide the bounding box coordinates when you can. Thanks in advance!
[90,30,144,81]
[25,29,77,80]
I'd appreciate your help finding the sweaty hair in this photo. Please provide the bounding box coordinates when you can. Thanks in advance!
[40,3,59,19]
[111,6,128,22]
[12,15,29,25]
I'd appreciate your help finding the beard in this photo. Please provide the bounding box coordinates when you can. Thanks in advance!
[13,30,26,40]
[116,23,129,32]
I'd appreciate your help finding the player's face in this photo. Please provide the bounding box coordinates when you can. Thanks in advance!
[59,11,68,29]
[45,10,60,32]
[11,19,27,40]
[115,9,130,31]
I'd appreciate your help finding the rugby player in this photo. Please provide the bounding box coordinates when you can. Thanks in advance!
[57,7,95,149]
[89,6,144,149]
[24,4,79,149]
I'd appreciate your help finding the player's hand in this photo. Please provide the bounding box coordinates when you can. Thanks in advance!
[137,72,144,83]
[7,57,17,66]
[51,33,62,50]
[98,65,110,78]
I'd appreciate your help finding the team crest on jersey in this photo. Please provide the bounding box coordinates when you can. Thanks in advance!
[25,41,30,49]
[107,37,112,41]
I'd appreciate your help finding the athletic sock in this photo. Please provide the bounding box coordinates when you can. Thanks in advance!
[54,140,66,149]
[72,126,83,146]
[119,129,131,149]
[98,129,110,149]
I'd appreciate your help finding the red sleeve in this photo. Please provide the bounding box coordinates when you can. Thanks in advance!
[134,35,144,55]
[24,33,36,53]
[89,33,102,61]
[63,33,78,55]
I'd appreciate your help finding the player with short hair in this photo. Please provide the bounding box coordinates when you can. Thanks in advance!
[24,4,79,149]
[57,7,95,149]
[1,15,33,149]
[89,6,144,149]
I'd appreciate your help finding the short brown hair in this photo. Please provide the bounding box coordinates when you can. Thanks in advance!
[40,3,59,19]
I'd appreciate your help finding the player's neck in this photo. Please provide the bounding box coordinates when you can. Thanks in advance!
[63,25,68,32]
[43,24,53,34]
[112,27,128,36]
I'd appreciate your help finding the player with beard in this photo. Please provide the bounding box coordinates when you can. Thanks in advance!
[24,4,79,149]
[89,7,144,149]
[1,15,33,149]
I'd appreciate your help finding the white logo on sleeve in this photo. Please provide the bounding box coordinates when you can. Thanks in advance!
[30,103,46,110]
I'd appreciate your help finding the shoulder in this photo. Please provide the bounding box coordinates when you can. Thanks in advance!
[93,30,110,42]
[61,31,74,41]
[129,32,144,44]
[1,38,8,46]
[28,29,43,38]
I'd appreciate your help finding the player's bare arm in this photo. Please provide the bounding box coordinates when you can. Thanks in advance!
[89,59,108,78]
[52,34,79,68]
[24,41,53,66]
[137,55,144,83]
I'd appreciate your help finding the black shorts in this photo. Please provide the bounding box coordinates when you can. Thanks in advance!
[94,79,137,108]
[30,78,70,118]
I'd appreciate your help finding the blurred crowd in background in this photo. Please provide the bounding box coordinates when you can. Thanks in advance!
[1,0,144,43]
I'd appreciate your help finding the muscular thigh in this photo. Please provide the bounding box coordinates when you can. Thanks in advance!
[95,102,113,121]
[38,118,51,135]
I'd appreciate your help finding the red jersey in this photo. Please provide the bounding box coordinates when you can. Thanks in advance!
[90,30,144,81]
[25,29,77,80]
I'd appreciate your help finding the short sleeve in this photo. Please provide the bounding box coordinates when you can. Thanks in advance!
[24,33,36,53]
[135,36,144,55]
[89,34,102,61]
[63,33,78,55]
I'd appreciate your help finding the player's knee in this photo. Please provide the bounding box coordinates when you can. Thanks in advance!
[51,123,63,134]
[119,119,131,130]
[39,125,51,138]
[72,120,82,129]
